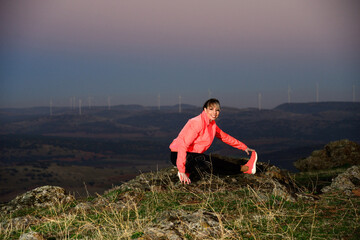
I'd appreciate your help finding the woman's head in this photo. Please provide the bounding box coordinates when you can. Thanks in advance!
[203,98,220,109]
[203,98,220,121]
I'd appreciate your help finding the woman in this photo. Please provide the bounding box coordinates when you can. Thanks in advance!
[169,98,257,184]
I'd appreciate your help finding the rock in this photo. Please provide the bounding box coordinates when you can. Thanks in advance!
[321,165,360,195]
[2,215,40,230]
[294,139,360,171]
[74,202,93,212]
[106,161,310,203]
[1,185,75,214]
[19,231,45,240]
[143,209,232,239]
[105,167,179,194]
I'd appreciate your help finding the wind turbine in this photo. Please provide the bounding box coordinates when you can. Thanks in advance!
[79,99,82,115]
[208,89,212,99]
[258,93,262,111]
[107,96,111,110]
[157,94,161,110]
[353,85,356,102]
[179,95,182,113]
[88,96,92,109]
[316,83,319,103]
[288,86,292,104]
[49,99,53,116]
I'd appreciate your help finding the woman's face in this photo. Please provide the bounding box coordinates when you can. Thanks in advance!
[204,104,220,122]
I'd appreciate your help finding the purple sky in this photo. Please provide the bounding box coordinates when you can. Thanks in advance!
[1,0,359,108]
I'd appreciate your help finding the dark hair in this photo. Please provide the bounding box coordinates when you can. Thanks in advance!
[203,98,220,109]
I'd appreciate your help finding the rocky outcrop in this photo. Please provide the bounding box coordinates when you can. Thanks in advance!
[1,185,75,214]
[143,210,229,240]
[19,231,45,240]
[294,139,360,171]
[3,163,308,240]
[4,150,360,239]
[321,165,360,196]
[107,161,310,203]
[0,186,75,238]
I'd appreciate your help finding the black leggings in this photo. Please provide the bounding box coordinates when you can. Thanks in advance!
[170,152,244,177]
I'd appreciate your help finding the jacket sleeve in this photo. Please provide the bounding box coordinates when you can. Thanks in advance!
[176,119,202,173]
[215,126,247,150]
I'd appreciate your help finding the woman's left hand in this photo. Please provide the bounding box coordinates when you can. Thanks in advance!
[245,148,255,155]
[178,171,191,184]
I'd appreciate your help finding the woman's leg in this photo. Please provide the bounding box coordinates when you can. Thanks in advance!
[170,151,211,176]
[208,154,246,175]
[170,152,243,176]
[170,152,178,166]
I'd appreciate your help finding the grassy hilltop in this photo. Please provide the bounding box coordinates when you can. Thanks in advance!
[1,157,359,239]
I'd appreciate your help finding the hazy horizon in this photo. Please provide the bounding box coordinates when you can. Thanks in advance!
[1,0,359,109]
[1,99,359,111]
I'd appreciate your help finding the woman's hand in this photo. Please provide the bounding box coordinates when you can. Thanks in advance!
[178,171,191,184]
[245,147,255,155]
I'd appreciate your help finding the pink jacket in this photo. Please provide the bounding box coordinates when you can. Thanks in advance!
[169,110,248,173]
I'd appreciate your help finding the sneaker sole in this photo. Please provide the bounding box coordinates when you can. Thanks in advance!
[251,151,258,174]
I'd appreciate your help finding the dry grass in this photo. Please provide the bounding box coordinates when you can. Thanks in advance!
[1,170,359,239]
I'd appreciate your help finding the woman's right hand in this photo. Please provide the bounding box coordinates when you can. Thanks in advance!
[245,147,255,155]
[178,171,191,184]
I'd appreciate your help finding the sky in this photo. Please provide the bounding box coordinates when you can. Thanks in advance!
[1,0,359,109]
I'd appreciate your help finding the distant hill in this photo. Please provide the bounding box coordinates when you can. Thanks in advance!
[274,102,360,114]
[1,101,359,170]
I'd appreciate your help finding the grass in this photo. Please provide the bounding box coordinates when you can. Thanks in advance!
[292,167,350,194]
[1,169,359,239]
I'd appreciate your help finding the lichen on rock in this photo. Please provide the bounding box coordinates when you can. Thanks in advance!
[1,185,75,214]
[321,165,360,195]
[294,139,360,171]
[18,231,45,240]
[143,209,230,240]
